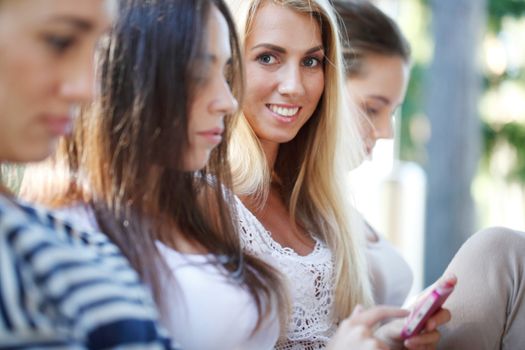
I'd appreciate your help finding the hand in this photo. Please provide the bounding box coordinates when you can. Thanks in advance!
[327,305,409,350]
[375,274,457,350]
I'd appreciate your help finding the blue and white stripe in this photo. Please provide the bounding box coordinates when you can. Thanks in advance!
[0,195,176,349]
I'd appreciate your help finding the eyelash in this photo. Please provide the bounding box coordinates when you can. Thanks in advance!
[365,107,379,117]
[256,53,323,68]
[193,63,234,88]
[256,53,277,65]
[44,35,76,53]
[302,56,323,68]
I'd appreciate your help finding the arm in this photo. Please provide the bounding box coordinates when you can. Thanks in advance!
[2,201,174,349]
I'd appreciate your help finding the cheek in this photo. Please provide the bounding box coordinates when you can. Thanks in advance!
[188,81,212,121]
[373,112,392,130]
[305,71,325,103]
[360,119,373,140]
[0,73,39,131]
[244,65,273,100]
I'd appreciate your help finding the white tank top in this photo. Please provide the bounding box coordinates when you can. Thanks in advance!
[365,223,413,306]
[55,204,280,350]
[157,244,280,350]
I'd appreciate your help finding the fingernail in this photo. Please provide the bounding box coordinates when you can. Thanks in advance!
[444,273,457,281]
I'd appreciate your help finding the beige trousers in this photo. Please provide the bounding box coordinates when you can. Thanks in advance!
[438,227,525,350]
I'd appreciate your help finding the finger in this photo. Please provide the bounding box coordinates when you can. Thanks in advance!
[349,306,409,328]
[404,329,440,349]
[410,274,458,309]
[351,304,364,317]
[364,338,390,350]
[437,273,457,288]
[425,308,451,331]
[376,339,390,350]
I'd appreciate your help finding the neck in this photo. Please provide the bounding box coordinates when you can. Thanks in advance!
[0,181,11,197]
[259,139,280,171]
[0,165,6,195]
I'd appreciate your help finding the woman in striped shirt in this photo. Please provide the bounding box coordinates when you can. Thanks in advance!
[0,0,174,348]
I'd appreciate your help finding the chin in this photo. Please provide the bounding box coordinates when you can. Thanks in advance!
[259,129,299,145]
[183,153,210,172]
[14,142,57,164]
[274,134,299,144]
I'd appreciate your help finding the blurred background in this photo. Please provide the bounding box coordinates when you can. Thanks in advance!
[348,0,525,296]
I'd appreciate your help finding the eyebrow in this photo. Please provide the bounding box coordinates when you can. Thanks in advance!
[250,43,324,55]
[46,16,95,32]
[368,95,391,105]
[199,54,233,66]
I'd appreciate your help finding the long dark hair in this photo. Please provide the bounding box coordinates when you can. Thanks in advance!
[23,0,287,332]
[333,0,411,76]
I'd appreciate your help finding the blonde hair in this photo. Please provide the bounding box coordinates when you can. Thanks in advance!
[226,0,373,320]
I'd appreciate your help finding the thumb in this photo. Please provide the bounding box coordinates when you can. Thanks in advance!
[350,304,364,317]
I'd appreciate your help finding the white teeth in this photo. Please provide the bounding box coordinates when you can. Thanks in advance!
[269,104,299,117]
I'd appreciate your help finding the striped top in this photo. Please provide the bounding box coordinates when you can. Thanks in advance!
[0,194,176,349]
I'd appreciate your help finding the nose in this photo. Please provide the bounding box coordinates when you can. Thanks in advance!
[371,115,394,141]
[210,78,238,116]
[277,63,305,97]
[59,51,96,105]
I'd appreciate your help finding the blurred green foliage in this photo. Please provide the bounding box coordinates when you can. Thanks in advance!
[400,63,426,163]
[488,0,525,31]
[401,0,525,185]
[483,121,525,183]
[485,0,525,184]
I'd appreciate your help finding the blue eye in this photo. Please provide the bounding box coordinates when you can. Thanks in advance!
[302,56,322,68]
[257,54,277,65]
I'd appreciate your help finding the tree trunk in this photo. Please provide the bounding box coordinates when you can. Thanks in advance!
[424,0,486,285]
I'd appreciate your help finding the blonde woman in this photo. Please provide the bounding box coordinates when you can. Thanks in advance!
[225,0,451,349]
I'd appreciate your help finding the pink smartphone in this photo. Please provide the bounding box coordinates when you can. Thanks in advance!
[400,281,455,339]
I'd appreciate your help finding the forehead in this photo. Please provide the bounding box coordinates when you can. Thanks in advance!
[0,0,114,31]
[247,2,322,49]
[361,54,409,85]
[350,54,410,102]
[207,5,231,57]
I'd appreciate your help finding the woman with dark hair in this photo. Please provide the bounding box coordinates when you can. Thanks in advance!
[0,0,173,348]
[335,1,525,349]
[333,0,413,308]
[21,0,289,349]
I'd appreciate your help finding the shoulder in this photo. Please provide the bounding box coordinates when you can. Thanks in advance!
[156,244,279,350]
[231,195,265,246]
[0,196,174,348]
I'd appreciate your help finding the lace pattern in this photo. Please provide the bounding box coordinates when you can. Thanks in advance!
[235,197,337,349]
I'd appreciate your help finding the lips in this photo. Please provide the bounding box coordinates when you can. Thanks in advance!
[197,127,224,145]
[265,104,303,125]
[41,115,72,136]
[267,104,300,118]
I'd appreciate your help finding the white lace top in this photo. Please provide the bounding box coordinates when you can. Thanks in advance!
[235,197,337,349]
